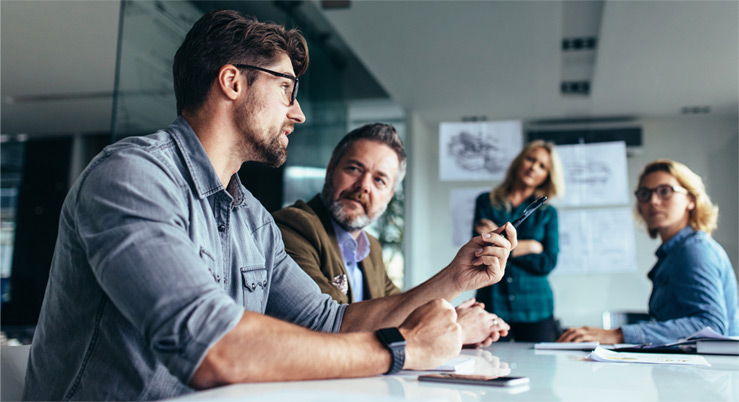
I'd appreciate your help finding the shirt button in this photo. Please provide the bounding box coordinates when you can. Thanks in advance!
[218,224,227,232]
[509,295,516,302]
[507,277,513,283]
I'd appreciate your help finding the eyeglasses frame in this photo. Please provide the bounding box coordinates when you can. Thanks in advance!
[634,184,689,203]
[234,64,299,106]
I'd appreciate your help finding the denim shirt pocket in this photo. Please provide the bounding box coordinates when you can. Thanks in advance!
[199,247,223,284]
[241,266,268,313]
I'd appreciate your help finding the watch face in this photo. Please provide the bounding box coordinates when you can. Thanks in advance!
[379,328,406,347]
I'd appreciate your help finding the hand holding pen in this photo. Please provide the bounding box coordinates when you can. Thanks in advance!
[474,196,547,238]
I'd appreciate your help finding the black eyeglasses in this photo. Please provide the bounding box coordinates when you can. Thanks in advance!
[234,64,299,105]
[634,184,688,203]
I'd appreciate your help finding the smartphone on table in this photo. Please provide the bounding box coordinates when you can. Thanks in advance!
[418,373,530,387]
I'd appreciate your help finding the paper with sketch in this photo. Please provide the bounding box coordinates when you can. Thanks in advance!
[450,187,490,246]
[439,121,523,181]
[553,207,638,275]
[535,342,599,350]
[588,346,710,367]
[555,141,629,207]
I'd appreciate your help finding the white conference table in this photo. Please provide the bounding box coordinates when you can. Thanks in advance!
[173,343,739,401]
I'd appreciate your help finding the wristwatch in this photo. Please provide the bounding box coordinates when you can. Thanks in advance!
[375,327,406,375]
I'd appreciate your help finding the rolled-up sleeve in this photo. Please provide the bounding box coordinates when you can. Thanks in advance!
[75,149,243,382]
[263,218,347,332]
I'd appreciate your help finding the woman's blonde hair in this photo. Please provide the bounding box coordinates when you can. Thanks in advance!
[636,159,719,238]
[490,140,565,207]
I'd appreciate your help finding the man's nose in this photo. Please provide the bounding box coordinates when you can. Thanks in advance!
[353,173,372,193]
[288,99,306,124]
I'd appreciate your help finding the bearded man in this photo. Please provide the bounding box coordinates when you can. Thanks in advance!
[274,123,510,346]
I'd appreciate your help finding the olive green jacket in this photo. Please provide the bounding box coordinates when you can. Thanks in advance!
[273,195,400,304]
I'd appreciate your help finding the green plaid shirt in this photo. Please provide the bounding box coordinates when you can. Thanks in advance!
[473,193,559,323]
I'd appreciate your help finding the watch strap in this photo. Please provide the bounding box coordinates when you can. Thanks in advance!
[375,327,406,375]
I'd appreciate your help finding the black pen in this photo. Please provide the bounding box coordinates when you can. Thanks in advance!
[511,195,548,228]
[499,195,548,239]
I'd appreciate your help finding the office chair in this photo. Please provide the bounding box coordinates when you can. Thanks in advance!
[1,344,31,401]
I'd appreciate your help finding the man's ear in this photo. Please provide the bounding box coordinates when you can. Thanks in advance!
[216,64,243,101]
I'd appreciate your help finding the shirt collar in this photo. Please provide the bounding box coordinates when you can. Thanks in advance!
[655,226,696,259]
[330,219,371,264]
[167,116,246,206]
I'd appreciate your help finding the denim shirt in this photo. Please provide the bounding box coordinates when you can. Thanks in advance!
[621,226,738,344]
[24,117,346,401]
[330,220,371,301]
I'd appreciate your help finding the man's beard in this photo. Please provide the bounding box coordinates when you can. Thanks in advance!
[235,96,288,167]
[251,131,286,168]
[321,180,387,232]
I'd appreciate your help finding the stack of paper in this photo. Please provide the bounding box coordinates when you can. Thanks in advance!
[611,327,739,355]
[687,327,739,355]
[588,347,711,367]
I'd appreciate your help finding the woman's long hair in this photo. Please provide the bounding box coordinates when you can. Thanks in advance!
[490,140,564,208]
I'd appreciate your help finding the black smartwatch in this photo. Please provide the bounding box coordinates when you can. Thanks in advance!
[375,327,406,375]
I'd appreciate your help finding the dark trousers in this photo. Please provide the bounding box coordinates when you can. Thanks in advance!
[501,316,559,342]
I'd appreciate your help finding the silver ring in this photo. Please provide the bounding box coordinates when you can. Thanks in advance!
[492,318,499,326]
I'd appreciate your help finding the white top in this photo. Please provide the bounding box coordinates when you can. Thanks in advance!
[172,342,739,401]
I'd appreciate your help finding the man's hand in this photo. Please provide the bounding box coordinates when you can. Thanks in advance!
[511,239,543,257]
[456,298,510,347]
[446,223,517,293]
[399,299,463,370]
[557,326,624,344]
[474,218,498,235]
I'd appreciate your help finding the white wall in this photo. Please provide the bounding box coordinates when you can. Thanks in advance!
[405,113,738,327]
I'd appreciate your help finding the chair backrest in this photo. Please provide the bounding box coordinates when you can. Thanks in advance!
[602,311,650,330]
[1,345,31,401]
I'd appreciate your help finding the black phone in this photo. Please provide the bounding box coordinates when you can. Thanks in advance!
[418,373,530,387]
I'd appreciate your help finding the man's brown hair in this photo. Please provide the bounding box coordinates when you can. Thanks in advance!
[173,10,309,115]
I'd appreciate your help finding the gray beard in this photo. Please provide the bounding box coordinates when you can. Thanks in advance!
[321,183,386,232]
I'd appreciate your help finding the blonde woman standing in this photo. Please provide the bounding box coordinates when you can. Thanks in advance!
[473,140,564,341]
[559,160,738,344]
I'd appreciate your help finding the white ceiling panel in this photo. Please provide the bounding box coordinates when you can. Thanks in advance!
[318,0,739,124]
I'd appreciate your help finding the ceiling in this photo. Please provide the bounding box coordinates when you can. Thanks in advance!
[1,0,121,135]
[2,1,737,136]
[317,0,739,125]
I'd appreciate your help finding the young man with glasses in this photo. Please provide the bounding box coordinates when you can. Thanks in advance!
[24,10,517,400]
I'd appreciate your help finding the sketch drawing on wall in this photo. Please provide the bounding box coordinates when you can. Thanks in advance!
[439,121,523,181]
[555,141,629,207]
[447,131,506,173]
[553,207,638,275]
